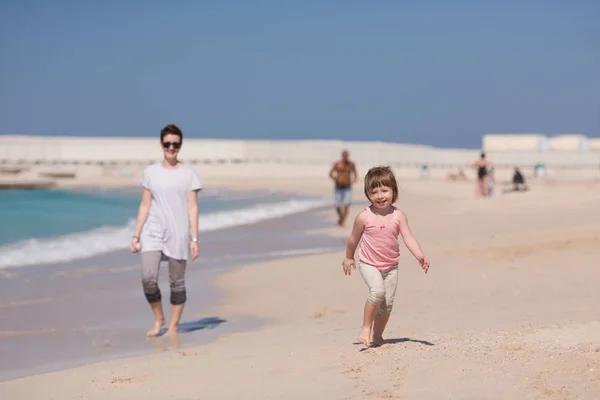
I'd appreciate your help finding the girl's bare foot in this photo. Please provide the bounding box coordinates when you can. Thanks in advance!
[358,327,371,347]
[372,336,392,348]
[147,318,165,337]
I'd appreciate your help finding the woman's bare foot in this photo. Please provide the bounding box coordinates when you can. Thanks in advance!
[358,327,371,347]
[146,318,165,337]
[166,324,179,336]
[166,330,181,349]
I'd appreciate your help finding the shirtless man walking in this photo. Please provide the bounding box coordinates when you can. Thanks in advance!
[329,150,357,226]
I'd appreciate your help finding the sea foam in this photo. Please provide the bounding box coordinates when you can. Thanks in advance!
[0,198,332,269]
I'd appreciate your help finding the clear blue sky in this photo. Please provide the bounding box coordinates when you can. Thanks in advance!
[1,1,599,148]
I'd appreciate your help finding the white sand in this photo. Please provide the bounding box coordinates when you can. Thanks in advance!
[1,169,600,399]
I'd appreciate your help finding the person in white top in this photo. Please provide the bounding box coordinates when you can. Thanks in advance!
[130,124,202,337]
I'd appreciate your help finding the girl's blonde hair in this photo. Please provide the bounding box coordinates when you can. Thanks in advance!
[364,166,399,203]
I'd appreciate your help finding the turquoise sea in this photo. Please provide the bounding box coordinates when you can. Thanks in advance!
[0,187,332,269]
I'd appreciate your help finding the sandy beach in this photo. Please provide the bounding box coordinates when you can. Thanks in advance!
[3,1,599,397]
[1,169,600,399]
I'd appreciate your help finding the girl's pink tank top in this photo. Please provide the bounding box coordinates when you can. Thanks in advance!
[358,206,401,272]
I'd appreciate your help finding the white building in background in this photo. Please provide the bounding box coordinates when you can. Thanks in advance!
[482,133,549,152]
[547,134,590,152]
[482,133,599,153]
[589,138,600,152]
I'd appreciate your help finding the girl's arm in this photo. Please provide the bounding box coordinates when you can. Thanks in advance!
[397,210,425,261]
[345,211,367,260]
[342,211,367,275]
[133,188,152,238]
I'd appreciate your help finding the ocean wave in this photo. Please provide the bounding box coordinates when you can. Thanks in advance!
[0,198,333,269]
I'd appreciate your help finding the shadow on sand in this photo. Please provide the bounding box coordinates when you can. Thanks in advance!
[157,316,227,336]
[383,337,435,346]
[355,337,435,351]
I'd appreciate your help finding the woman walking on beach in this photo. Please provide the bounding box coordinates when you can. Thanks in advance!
[471,152,493,197]
[343,166,429,348]
[130,124,202,337]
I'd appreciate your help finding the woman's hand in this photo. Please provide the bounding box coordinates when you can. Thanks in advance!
[130,237,140,253]
[190,241,199,261]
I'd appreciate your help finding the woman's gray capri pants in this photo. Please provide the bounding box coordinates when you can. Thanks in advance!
[141,251,187,305]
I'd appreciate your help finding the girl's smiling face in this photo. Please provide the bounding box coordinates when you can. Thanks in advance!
[369,185,394,209]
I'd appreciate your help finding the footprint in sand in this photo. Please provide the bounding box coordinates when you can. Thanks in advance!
[312,308,345,318]
[110,377,132,385]
[109,375,148,388]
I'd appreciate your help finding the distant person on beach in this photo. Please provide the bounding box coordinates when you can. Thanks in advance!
[130,124,202,337]
[342,166,430,348]
[329,150,357,226]
[504,167,529,193]
[446,168,467,181]
[471,152,493,197]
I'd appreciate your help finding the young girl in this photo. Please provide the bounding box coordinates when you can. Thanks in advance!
[343,166,429,348]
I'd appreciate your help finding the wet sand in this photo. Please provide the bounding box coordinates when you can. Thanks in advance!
[0,207,340,381]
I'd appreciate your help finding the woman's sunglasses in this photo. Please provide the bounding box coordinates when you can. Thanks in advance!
[162,141,181,149]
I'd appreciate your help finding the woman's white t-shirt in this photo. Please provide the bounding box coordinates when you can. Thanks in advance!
[140,162,202,260]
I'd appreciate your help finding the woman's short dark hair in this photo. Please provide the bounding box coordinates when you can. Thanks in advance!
[160,124,183,142]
